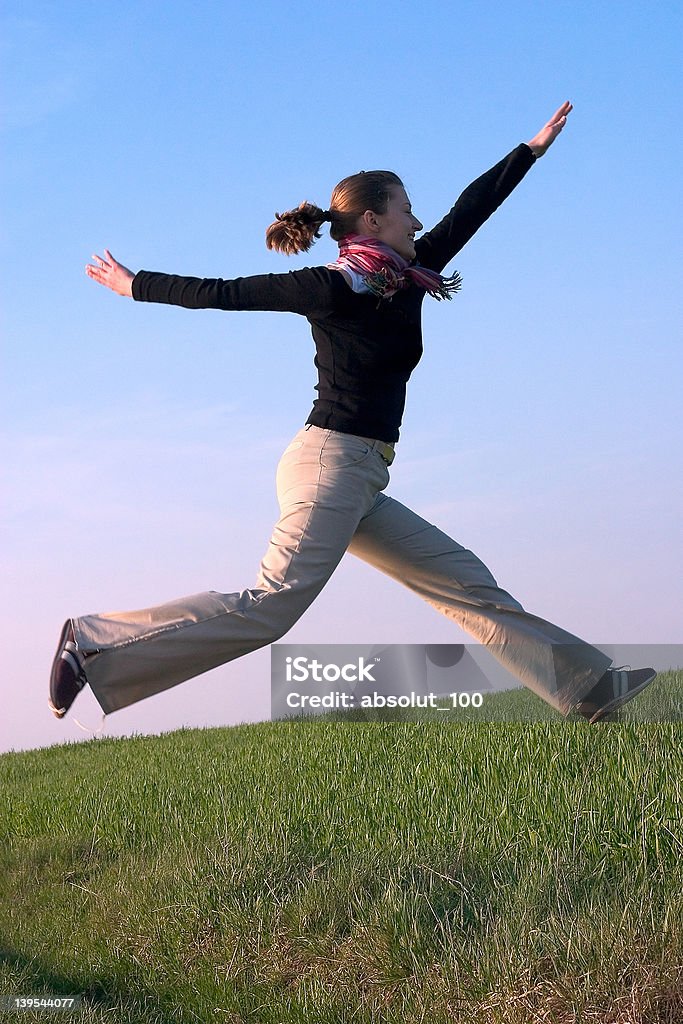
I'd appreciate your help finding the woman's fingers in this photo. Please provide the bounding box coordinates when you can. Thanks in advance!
[527,102,572,157]
[548,101,573,126]
[89,250,122,272]
[85,249,135,296]
[87,251,117,277]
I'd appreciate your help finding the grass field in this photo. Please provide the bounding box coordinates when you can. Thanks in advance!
[2,672,682,1023]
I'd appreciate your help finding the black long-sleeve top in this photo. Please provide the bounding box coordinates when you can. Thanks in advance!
[132,143,536,442]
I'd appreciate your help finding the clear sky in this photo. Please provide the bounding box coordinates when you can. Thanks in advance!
[2,1,681,753]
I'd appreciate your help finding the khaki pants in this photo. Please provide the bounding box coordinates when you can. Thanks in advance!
[73,425,611,715]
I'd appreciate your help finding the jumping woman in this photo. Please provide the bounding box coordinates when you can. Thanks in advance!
[49,102,656,724]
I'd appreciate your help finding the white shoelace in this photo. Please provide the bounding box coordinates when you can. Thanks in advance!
[72,713,107,737]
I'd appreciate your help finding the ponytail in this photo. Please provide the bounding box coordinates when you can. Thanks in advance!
[265,202,331,256]
[266,170,404,256]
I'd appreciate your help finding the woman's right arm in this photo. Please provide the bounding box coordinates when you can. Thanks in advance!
[85,250,339,315]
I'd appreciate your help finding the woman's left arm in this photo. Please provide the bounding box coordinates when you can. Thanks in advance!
[416,102,573,274]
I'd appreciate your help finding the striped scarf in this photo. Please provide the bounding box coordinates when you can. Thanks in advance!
[332,234,462,301]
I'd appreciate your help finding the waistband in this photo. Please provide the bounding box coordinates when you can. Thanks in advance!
[304,424,395,466]
[358,435,395,465]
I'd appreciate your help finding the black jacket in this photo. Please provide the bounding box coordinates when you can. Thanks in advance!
[132,144,536,442]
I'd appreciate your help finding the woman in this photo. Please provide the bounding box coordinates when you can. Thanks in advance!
[49,102,655,724]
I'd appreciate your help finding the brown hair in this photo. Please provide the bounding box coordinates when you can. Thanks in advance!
[265,170,404,255]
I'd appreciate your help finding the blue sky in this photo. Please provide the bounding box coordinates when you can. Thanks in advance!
[2,1,682,752]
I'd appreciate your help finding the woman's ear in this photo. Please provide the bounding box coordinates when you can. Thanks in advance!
[359,209,381,235]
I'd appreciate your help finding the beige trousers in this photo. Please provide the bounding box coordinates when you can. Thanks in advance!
[72,425,611,715]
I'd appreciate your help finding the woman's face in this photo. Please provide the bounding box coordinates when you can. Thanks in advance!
[362,186,424,260]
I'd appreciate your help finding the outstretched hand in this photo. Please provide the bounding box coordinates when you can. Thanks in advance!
[527,101,573,157]
[85,249,135,296]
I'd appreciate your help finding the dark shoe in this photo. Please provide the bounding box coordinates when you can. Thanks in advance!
[48,621,88,719]
[574,666,657,724]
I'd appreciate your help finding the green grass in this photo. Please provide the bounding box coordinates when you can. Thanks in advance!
[1,672,682,1023]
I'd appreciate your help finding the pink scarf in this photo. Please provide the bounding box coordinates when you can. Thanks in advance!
[332,234,462,301]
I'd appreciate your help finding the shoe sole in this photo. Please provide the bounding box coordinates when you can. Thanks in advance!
[49,619,86,720]
[589,670,657,724]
